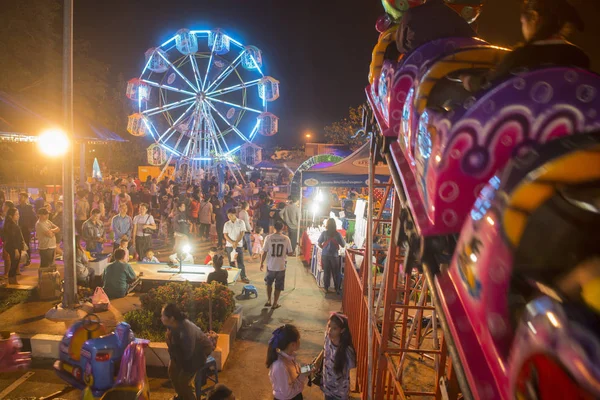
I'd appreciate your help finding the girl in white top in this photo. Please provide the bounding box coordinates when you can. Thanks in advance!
[267,324,310,400]
[251,226,264,259]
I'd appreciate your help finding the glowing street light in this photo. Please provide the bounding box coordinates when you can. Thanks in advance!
[38,128,70,157]
[305,132,312,139]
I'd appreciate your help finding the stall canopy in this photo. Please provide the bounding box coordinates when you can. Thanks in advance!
[302,142,389,187]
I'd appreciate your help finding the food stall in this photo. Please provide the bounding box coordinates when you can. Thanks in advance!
[299,143,390,288]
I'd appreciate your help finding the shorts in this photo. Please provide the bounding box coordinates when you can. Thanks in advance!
[265,270,286,291]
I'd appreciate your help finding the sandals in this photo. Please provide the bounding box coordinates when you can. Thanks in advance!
[271,304,282,310]
[264,302,272,307]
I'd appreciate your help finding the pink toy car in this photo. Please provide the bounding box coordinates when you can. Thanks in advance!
[0,331,31,372]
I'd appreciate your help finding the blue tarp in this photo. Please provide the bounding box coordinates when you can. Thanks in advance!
[302,143,389,188]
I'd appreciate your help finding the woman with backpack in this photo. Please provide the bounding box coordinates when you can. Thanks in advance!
[317,218,346,295]
[161,303,216,400]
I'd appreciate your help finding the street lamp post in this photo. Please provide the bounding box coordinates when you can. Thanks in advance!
[46,0,85,320]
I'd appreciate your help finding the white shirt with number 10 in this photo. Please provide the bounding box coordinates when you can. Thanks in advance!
[263,233,293,272]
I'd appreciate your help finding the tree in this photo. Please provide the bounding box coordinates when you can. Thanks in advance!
[324,105,368,150]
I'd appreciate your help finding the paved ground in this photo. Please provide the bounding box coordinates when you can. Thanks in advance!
[0,236,359,399]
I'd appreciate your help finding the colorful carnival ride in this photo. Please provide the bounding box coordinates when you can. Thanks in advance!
[126,28,279,182]
[54,315,149,399]
[344,0,600,399]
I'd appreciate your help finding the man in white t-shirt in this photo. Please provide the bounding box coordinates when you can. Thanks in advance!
[223,208,249,283]
[260,221,293,310]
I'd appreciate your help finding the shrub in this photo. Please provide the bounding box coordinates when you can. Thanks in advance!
[126,282,236,341]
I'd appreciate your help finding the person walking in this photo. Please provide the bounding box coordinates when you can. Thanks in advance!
[238,201,253,257]
[172,202,191,252]
[111,203,133,251]
[260,221,293,310]
[223,208,249,283]
[16,192,35,266]
[211,196,225,248]
[198,195,213,241]
[320,313,356,400]
[132,203,156,261]
[3,208,25,284]
[161,303,216,400]
[267,324,311,400]
[317,218,346,294]
[35,208,59,268]
[82,209,106,255]
[281,197,300,254]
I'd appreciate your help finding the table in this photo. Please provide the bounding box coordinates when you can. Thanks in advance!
[131,263,241,285]
[89,255,110,276]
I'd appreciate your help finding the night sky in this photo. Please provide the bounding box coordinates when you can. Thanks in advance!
[73,0,600,146]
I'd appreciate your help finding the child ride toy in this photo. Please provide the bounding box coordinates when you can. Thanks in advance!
[82,339,150,400]
[54,314,136,398]
[0,331,31,372]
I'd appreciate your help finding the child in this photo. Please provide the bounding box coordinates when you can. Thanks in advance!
[119,237,130,262]
[251,226,264,260]
[321,313,356,400]
[207,254,228,286]
[267,324,310,400]
[142,249,159,263]
[204,247,218,265]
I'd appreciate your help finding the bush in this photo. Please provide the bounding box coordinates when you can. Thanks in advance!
[125,282,236,341]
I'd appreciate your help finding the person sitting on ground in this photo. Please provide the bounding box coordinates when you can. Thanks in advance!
[462,0,588,92]
[142,249,159,263]
[208,384,235,400]
[75,235,95,288]
[207,254,228,286]
[204,247,218,265]
[161,303,216,400]
[102,248,137,299]
[395,0,476,55]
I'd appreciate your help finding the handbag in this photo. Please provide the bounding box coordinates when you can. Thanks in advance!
[309,349,324,387]
[142,214,154,235]
[92,287,110,312]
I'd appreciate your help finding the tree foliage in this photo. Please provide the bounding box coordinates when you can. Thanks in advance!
[324,105,367,150]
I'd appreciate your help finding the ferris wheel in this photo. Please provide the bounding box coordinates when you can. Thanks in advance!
[126,28,280,181]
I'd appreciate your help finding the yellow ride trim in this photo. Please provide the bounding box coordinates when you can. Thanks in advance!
[503,147,600,247]
[369,25,399,84]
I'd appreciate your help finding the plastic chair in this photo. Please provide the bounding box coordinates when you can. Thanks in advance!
[194,356,218,399]
[241,284,258,298]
